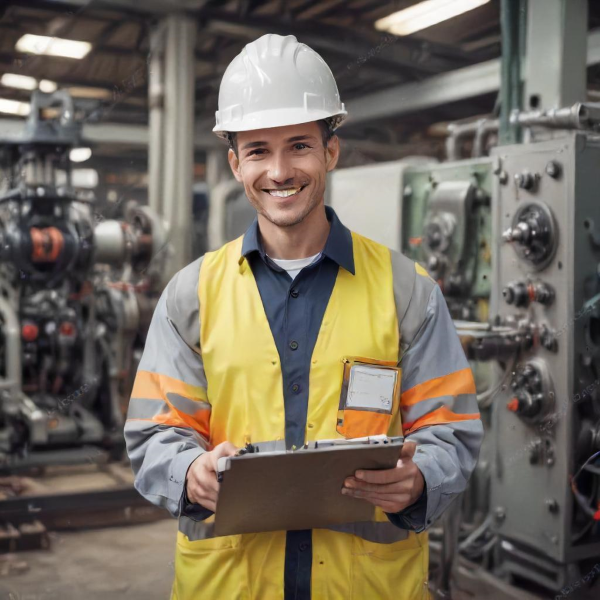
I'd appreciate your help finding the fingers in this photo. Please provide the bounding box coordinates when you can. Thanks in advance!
[208,441,239,472]
[342,488,411,513]
[344,476,412,495]
[400,441,417,459]
[354,463,412,484]
[186,442,239,510]
[186,487,216,512]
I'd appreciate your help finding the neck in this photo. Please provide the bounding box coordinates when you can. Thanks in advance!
[258,205,330,260]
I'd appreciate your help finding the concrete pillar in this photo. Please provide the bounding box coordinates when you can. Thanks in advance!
[148,23,165,217]
[148,14,196,284]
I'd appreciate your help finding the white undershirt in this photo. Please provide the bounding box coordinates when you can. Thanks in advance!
[268,253,321,280]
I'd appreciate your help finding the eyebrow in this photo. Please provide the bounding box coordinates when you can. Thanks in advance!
[241,134,318,151]
[241,140,268,151]
[286,135,317,143]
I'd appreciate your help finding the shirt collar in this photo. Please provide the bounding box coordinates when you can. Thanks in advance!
[240,205,355,275]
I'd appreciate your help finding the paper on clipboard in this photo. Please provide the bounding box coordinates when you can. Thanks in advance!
[346,365,397,411]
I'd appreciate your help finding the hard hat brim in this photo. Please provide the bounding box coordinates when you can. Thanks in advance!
[213,107,347,140]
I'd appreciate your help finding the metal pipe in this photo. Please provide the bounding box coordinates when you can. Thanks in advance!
[472,119,499,158]
[499,0,525,144]
[446,118,499,160]
[510,102,600,130]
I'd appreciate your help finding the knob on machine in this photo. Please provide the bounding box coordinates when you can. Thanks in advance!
[502,203,557,269]
[503,281,555,307]
[507,360,554,423]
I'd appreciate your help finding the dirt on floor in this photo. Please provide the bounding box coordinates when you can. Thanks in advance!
[0,519,179,600]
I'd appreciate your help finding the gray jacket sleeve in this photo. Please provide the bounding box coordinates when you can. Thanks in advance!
[388,256,483,532]
[124,257,211,519]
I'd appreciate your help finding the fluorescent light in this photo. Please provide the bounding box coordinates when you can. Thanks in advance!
[15,34,91,59]
[70,147,92,163]
[375,0,490,36]
[1,73,37,90]
[0,98,30,116]
[0,74,58,93]
[39,79,58,93]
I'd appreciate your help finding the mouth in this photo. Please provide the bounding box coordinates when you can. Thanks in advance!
[262,184,308,198]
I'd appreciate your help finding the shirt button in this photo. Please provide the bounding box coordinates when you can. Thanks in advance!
[299,542,309,552]
[292,383,300,393]
[289,340,299,351]
[290,289,299,298]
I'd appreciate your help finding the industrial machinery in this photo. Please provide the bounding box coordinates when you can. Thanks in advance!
[328,108,600,597]
[0,91,167,470]
[481,129,600,596]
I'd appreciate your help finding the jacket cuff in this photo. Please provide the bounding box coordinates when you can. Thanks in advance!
[411,447,445,530]
[168,446,206,517]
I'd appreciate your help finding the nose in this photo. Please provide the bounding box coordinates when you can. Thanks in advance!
[267,151,294,185]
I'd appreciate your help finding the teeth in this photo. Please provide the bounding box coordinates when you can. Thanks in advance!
[268,188,301,197]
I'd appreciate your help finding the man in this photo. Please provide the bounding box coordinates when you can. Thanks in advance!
[125,34,483,600]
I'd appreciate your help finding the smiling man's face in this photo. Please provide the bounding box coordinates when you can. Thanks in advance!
[227,121,340,229]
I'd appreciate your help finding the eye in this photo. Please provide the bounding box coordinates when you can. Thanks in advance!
[247,149,266,156]
[293,143,311,150]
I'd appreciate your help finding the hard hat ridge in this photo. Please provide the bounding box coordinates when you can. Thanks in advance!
[213,33,347,139]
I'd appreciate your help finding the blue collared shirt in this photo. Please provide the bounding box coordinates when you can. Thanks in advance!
[241,206,354,450]
[242,206,354,600]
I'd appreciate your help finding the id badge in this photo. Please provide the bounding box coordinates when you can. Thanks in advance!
[337,357,402,439]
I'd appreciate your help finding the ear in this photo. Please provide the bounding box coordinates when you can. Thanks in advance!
[325,135,340,173]
[228,148,243,183]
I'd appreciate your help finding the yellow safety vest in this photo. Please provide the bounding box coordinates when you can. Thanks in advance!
[171,232,430,600]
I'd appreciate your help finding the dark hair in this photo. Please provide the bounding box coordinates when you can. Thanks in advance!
[228,119,334,157]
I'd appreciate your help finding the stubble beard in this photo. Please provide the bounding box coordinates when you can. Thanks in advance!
[251,187,321,229]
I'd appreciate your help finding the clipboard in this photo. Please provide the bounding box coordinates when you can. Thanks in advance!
[213,436,403,537]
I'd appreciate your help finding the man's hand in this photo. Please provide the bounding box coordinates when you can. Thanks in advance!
[341,441,424,513]
[185,441,238,512]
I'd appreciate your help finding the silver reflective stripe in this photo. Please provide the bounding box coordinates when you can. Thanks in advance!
[326,521,409,544]
[126,397,169,420]
[179,515,216,540]
[166,256,204,353]
[390,250,417,343]
[401,393,479,423]
[137,258,208,390]
[166,392,211,416]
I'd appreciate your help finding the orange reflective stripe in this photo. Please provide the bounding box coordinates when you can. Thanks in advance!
[129,371,210,437]
[403,406,479,434]
[154,408,210,437]
[401,368,475,407]
[337,409,392,439]
[127,408,210,437]
[131,370,208,403]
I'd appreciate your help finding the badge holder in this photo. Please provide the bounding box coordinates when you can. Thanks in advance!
[337,357,402,439]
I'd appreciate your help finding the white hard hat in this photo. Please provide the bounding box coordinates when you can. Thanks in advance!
[213,34,347,139]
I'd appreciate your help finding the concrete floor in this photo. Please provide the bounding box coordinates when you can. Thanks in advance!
[0,519,178,600]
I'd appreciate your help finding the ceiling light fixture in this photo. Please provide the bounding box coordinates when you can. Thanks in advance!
[69,147,92,163]
[375,0,491,36]
[39,79,58,93]
[15,34,92,59]
[0,73,38,90]
[0,98,31,116]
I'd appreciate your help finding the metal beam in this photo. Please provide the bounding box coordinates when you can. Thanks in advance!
[346,28,600,125]
[202,9,470,77]
[0,119,220,149]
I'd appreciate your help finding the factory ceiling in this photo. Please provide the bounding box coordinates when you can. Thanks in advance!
[1,0,600,163]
